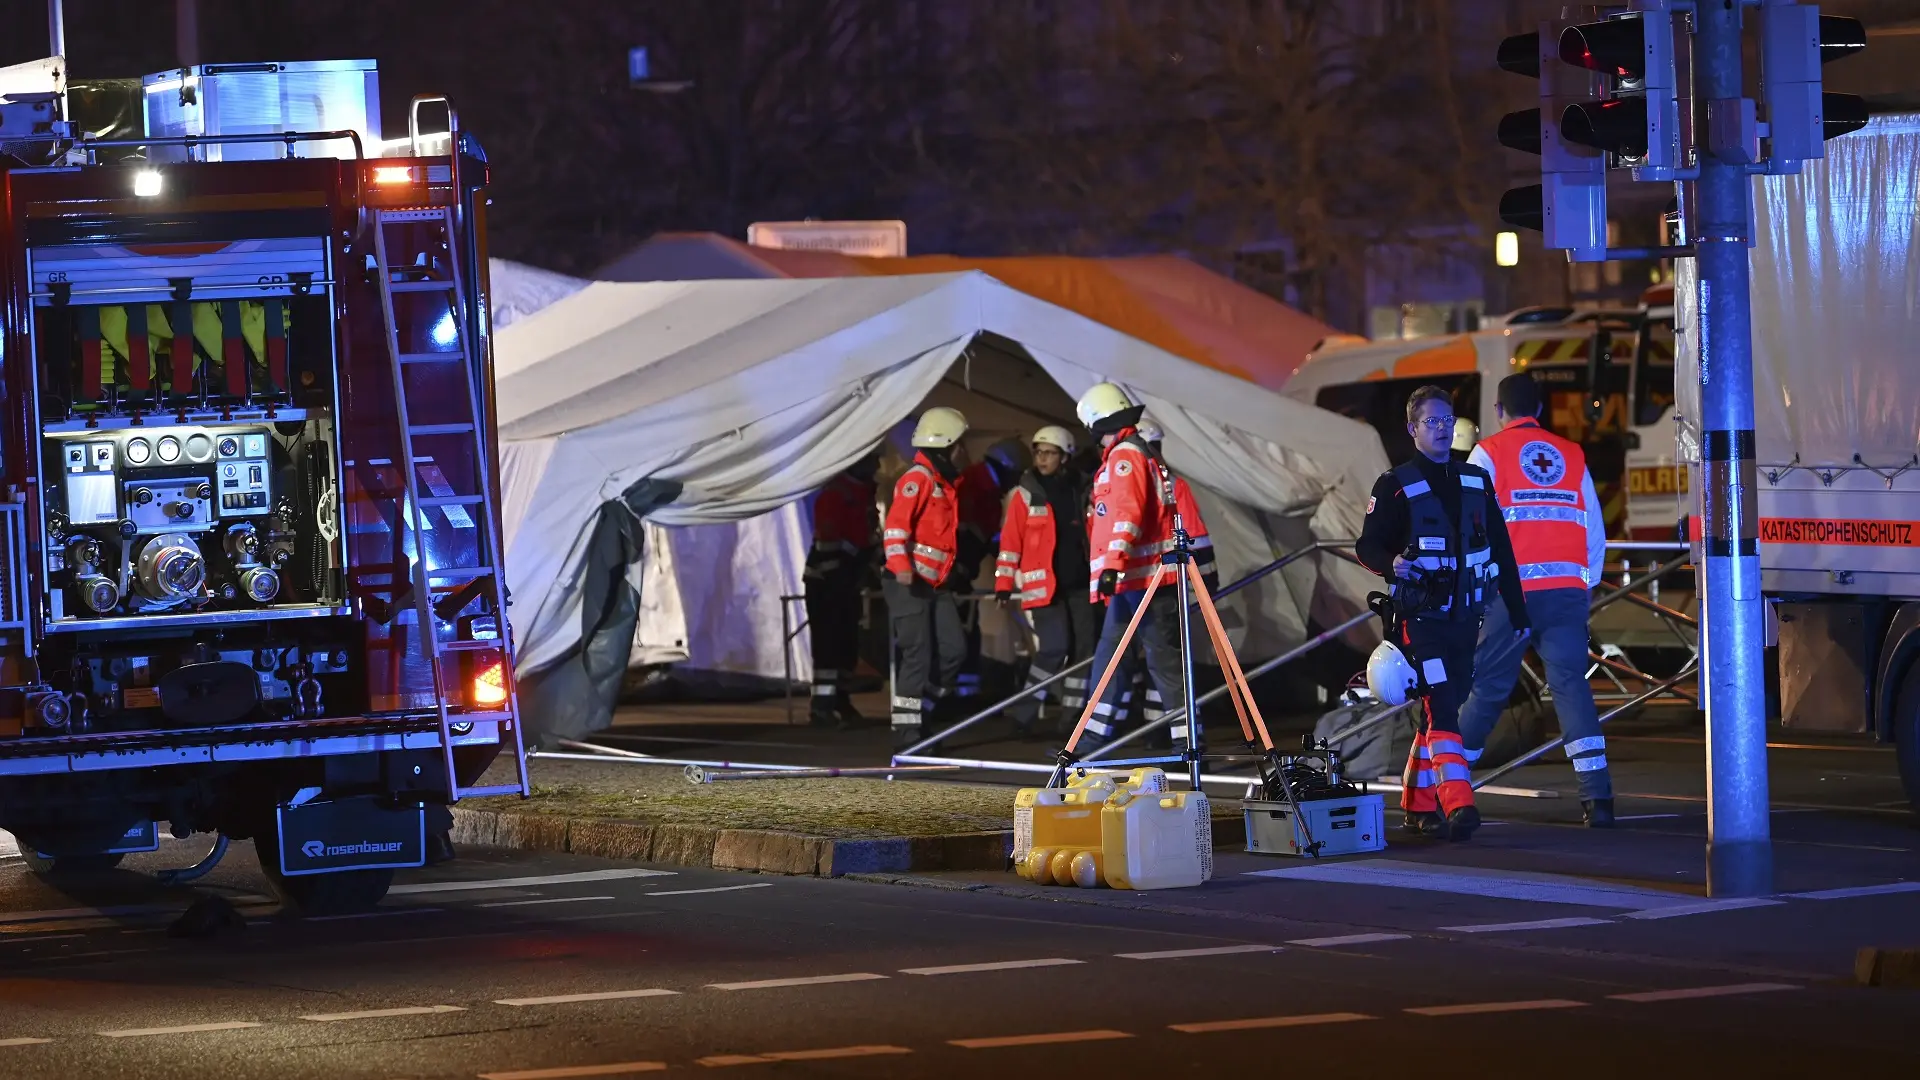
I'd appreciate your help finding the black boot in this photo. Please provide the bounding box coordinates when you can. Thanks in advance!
[1445,805,1481,842]
[892,723,925,752]
[1582,798,1616,828]
[834,696,871,730]
[1400,811,1445,837]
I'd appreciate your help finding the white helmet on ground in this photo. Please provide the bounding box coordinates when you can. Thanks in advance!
[1366,640,1420,706]
[1075,382,1142,433]
[1135,417,1165,445]
[911,406,968,449]
[1031,425,1076,456]
[1451,417,1479,454]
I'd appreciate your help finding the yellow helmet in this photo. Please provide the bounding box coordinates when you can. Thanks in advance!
[911,406,968,449]
[1075,382,1141,432]
[1031,425,1076,456]
[1451,417,1479,453]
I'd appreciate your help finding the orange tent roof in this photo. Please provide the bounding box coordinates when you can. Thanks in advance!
[597,233,1337,392]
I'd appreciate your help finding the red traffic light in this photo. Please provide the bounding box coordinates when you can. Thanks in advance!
[1562,97,1649,158]
[1560,18,1648,80]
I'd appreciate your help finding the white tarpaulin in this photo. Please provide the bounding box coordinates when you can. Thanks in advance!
[493,269,1387,678]
[1675,113,1920,469]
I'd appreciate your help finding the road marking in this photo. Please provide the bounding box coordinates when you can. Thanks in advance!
[1440,917,1614,933]
[707,973,888,991]
[1172,1012,1374,1033]
[646,884,776,898]
[479,896,618,909]
[1408,999,1587,1017]
[390,869,675,896]
[950,1030,1132,1049]
[698,1045,912,1066]
[1609,983,1800,1003]
[1287,933,1412,948]
[1248,859,1703,911]
[479,1063,667,1079]
[301,1005,465,1022]
[1620,898,1785,920]
[902,958,1084,976]
[305,907,444,922]
[1115,944,1283,960]
[0,1037,53,1046]
[1783,882,1920,900]
[98,1021,264,1038]
[496,989,679,1007]
[1614,813,1683,821]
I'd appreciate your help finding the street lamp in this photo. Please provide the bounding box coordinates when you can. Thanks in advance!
[1495,231,1520,267]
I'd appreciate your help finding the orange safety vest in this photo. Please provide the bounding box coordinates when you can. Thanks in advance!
[1481,418,1593,592]
[883,453,960,586]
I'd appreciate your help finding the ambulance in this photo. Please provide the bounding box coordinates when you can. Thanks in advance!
[1285,285,1682,542]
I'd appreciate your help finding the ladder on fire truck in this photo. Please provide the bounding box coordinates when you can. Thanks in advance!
[371,205,531,802]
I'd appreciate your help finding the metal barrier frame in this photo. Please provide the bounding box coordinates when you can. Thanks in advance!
[885,539,1700,794]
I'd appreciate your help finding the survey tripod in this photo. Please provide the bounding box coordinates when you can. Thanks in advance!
[1045,515,1324,857]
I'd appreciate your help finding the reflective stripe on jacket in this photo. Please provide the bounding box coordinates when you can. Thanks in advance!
[996,475,1060,608]
[1088,430,1179,600]
[883,453,959,585]
[1475,418,1594,592]
[1394,460,1498,622]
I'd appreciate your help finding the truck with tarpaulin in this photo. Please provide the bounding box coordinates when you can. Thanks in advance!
[1674,112,1920,813]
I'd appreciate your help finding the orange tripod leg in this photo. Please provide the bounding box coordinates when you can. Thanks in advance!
[1062,568,1164,757]
[1189,560,1279,754]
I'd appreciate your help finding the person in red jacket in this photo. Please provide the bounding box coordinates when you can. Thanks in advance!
[994,425,1096,737]
[1109,417,1216,748]
[884,407,972,749]
[1073,384,1198,757]
[805,450,880,728]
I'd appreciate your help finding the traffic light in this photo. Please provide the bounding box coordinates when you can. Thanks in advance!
[1558,6,1681,180]
[1760,2,1868,169]
[1496,26,1608,262]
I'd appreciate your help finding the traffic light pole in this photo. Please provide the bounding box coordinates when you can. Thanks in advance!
[1693,0,1771,898]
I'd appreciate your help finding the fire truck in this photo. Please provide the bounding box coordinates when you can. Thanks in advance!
[0,56,527,913]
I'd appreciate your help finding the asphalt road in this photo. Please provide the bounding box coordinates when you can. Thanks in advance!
[3,700,1917,1077]
[2,823,1917,1080]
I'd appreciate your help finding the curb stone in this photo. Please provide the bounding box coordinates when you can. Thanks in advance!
[1855,947,1920,988]
[451,807,1013,877]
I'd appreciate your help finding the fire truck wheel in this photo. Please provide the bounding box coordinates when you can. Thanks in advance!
[258,861,396,918]
[21,851,125,877]
[1894,662,1920,816]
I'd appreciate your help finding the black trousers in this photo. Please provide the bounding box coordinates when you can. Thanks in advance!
[804,561,863,713]
[1080,587,1191,753]
[1011,594,1101,728]
[884,577,966,731]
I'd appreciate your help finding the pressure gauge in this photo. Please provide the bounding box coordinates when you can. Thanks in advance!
[125,438,152,466]
[156,436,181,464]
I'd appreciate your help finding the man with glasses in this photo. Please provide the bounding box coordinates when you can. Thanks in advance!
[1356,386,1531,841]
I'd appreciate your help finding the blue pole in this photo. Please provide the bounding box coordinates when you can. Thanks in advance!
[1693,0,1772,896]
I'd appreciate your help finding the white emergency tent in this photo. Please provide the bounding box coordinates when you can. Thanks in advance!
[493,268,1387,694]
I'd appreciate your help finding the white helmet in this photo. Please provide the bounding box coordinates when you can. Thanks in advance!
[1366,640,1420,706]
[1031,425,1076,456]
[1451,417,1479,454]
[1075,382,1139,431]
[1135,417,1165,444]
[911,406,968,449]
